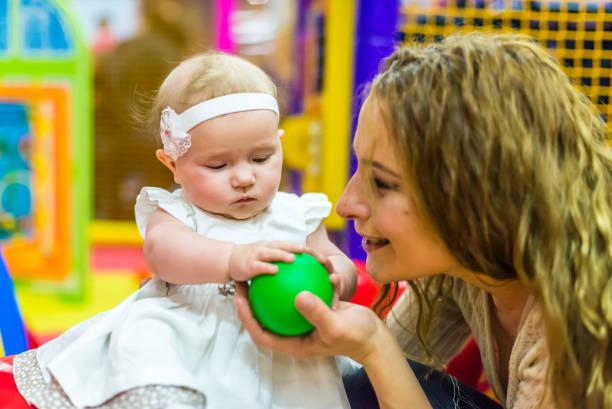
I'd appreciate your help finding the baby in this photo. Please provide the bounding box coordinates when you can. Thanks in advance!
[12,52,356,409]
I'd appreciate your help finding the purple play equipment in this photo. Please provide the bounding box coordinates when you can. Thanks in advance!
[214,0,236,53]
[346,0,400,260]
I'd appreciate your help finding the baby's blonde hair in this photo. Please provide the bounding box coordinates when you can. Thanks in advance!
[373,32,612,409]
[149,51,277,143]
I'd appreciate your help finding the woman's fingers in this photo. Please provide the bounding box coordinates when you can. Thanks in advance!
[239,290,338,358]
[235,280,381,363]
[234,284,267,340]
[295,291,340,341]
[234,286,299,352]
[234,283,328,356]
[234,282,276,347]
[234,280,249,297]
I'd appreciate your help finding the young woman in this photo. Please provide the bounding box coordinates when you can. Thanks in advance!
[236,32,612,409]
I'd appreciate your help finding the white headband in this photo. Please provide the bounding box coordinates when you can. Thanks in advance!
[160,93,279,160]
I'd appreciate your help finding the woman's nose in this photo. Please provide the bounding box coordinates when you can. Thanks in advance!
[231,164,255,188]
[337,172,369,221]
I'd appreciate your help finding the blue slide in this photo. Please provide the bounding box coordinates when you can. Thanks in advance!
[0,247,28,356]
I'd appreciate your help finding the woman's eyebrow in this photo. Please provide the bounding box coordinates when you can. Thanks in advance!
[362,159,401,178]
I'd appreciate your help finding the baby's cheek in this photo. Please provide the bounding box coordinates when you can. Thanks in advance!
[195,183,225,208]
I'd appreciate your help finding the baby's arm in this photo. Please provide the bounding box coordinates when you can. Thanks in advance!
[306,222,357,301]
[144,208,304,284]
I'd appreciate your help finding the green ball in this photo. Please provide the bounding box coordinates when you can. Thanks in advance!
[249,252,333,336]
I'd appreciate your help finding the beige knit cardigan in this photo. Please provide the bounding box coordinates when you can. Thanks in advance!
[386,278,553,409]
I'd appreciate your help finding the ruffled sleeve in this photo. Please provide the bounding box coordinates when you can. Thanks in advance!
[134,187,196,238]
[300,193,332,236]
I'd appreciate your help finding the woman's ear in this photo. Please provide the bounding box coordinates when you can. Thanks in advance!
[156,149,179,183]
[278,129,285,140]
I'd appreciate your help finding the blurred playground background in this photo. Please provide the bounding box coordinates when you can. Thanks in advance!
[0,0,610,396]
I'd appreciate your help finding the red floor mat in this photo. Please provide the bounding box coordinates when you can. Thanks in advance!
[0,355,35,409]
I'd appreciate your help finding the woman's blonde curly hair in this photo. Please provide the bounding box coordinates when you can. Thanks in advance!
[371,32,612,409]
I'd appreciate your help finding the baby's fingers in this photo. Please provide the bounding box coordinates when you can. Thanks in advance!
[251,260,279,275]
[267,241,307,255]
[319,255,333,274]
[302,248,333,273]
[259,247,296,264]
[328,273,342,309]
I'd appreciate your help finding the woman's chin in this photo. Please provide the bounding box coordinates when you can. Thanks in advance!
[365,258,389,284]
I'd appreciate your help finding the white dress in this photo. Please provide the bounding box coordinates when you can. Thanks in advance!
[16,188,350,409]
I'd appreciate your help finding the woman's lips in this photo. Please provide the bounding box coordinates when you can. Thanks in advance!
[362,237,390,252]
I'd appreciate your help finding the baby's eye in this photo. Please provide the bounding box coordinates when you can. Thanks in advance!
[253,156,270,163]
[206,163,226,169]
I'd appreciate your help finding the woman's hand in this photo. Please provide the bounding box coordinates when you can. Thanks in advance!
[234,281,385,365]
[235,281,434,409]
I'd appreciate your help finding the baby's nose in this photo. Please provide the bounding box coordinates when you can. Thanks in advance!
[232,164,255,187]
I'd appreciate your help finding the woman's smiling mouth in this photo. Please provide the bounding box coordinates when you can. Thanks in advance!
[362,236,390,252]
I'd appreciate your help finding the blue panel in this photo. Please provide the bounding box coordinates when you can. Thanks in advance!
[348,0,400,260]
[0,247,29,356]
[21,0,73,55]
[0,103,32,241]
[0,0,7,52]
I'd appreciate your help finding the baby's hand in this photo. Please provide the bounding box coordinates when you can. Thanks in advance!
[302,248,342,309]
[229,241,307,282]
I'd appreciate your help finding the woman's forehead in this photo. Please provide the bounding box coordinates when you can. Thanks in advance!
[354,97,394,156]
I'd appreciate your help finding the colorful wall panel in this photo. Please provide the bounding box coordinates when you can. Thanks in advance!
[0,0,91,296]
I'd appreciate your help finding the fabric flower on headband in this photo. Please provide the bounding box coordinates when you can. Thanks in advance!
[160,93,280,160]
[160,107,192,160]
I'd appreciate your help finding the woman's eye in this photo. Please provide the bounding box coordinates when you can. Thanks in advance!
[206,163,226,169]
[374,177,398,191]
[253,156,270,163]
